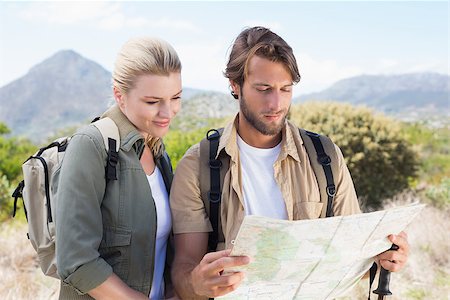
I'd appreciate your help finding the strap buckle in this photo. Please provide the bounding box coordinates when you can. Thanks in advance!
[208,191,221,203]
[318,154,331,166]
[326,184,336,197]
[207,129,220,141]
[209,159,222,169]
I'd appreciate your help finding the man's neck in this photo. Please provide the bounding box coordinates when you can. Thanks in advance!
[237,114,282,148]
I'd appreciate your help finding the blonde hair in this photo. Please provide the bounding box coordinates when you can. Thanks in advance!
[113,37,181,155]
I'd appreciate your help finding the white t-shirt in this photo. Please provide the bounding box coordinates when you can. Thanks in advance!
[237,135,288,219]
[146,166,172,300]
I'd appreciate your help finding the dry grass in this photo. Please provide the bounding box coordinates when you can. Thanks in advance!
[340,193,450,300]
[0,220,59,300]
[1,194,448,300]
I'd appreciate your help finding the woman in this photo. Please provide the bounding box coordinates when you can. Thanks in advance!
[55,37,181,299]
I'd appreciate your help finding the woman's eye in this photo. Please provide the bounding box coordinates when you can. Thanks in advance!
[146,101,158,105]
[171,97,181,101]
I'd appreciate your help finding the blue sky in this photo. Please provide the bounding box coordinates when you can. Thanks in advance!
[0,1,448,96]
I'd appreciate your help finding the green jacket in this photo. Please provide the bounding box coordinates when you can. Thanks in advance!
[55,105,173,299]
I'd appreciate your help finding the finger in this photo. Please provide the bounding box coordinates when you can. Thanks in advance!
[202,249,232,264]
[208,256,250,274]
[380,258,405,272]
[388,233,409,254]
[210,272,245,287]
[378,251,407,264]
[398,231,408,239]
[208,275,245,298]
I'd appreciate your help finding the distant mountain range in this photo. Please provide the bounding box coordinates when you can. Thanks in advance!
[295,73,449,120]
[0,50,448,142]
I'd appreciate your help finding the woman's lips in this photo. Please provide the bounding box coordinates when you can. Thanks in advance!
[153,120,170,127]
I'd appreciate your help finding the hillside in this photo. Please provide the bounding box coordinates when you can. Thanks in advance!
[0,50,236,143]
[0,50,112,142]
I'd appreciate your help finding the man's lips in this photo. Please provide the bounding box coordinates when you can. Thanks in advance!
[263,113,281,121]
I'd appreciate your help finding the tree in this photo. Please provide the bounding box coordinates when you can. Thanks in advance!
[290,102,418,210]
[0,123,37,183]
[0,123,36,220]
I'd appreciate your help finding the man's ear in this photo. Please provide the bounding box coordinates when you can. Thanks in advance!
[113,86,126,109]
[230,80,240,100]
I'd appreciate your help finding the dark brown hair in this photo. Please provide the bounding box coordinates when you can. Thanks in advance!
[224,26,301,86]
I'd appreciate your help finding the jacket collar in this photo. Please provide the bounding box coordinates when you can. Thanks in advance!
[218,113,301,163]
[102,105,145,155]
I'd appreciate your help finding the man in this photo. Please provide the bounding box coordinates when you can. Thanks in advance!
[170,26,409,299]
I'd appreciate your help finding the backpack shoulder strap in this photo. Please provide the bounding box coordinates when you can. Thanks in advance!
[156,151,173,194]
[92,117,120,181]
[299,128,339,218]
[199,128,228,252]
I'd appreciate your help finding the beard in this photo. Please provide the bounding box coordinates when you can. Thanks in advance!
[240,93,289,136]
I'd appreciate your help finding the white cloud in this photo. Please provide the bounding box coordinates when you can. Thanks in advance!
[242,20,282,31]
[97,12,126,30]
[19,2,200,33]
[295,52,362,94]
[149,18,200,33]
[378,58,399,70]
[20,2,120,25]
[176,40,230,93]
[405,61,448,74]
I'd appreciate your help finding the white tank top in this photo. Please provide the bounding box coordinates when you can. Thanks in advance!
[146,166,171,300]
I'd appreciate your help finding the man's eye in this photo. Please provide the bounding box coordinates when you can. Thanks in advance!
[282,88,292,93]
[257,88,270,93]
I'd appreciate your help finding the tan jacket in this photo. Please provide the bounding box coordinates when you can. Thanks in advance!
[170,115,360,250]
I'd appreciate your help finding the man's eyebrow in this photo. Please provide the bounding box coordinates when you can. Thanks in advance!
[253,83,271,87]
[252,82,294,87]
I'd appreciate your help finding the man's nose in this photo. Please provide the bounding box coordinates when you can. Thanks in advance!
[267,91,282,111]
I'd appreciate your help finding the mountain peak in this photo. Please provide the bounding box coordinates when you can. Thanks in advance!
[28,49,105,77]
[0,50,113,142]
[47,49,84,62]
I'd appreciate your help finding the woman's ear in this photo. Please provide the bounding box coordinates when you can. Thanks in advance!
[113,86,126,109]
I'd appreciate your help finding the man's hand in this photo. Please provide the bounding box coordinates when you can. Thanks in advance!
[191,249,250,298]
[377,231,409,272]
[172,232,250,299]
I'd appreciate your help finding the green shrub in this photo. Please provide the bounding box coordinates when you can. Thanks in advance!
[0,127,37,183]
[165,117,230,169]
[164,128,207,169]
[405,288,427,300]
[425,177,450,208]
[0,123,37,220]
[290,102,419,210]
[0,172,14,221]
[401,122,450,185]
